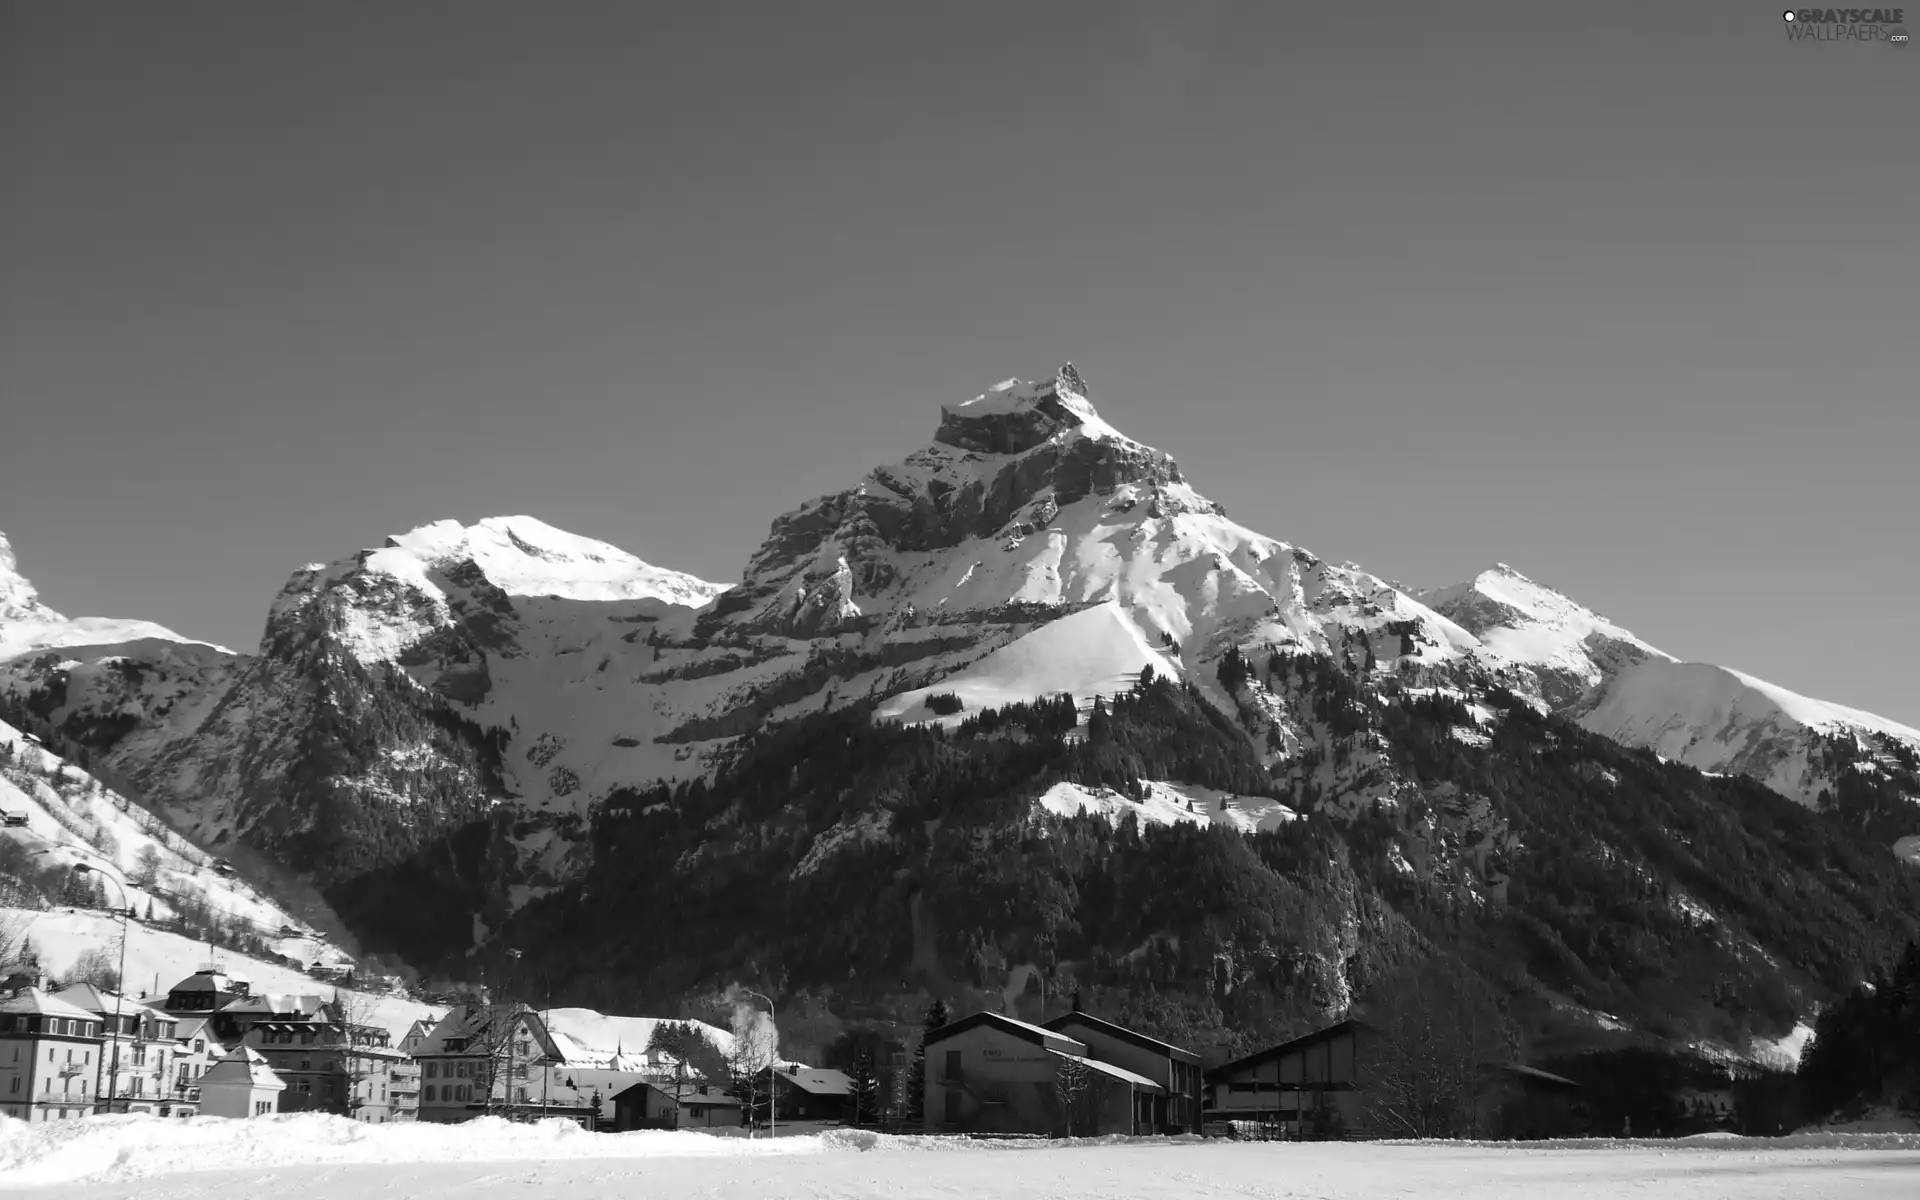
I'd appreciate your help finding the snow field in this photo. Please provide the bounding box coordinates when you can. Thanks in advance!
[1,1112,1916,1196]
[1035,780,1298,834]
[875,603,1180,727]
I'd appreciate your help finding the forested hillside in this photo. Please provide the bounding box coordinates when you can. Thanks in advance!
[509,668,1920,1063]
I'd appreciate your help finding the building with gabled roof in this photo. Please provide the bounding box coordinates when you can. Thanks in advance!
[761,1064,853,1124]
[612,1080,742,1130]
[1044,1007,1203,1133]
[198,1045,285,1118]
[412,1002,724,1127]
[922,1010,1166,1137]
[51,983,182,1116]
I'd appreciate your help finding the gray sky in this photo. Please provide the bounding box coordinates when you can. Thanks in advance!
[3,2,1915,725]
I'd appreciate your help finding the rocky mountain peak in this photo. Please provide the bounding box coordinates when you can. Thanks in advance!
[932,363,1115,455]
[0,531,57,624]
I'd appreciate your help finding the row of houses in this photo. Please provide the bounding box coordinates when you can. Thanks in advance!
[3,960,1583,1140]
[921,1009,1583,1140]
[0,967,424,1123]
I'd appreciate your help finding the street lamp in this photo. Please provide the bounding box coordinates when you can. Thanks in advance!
[742,989,777,1139]
[73,863,130,1116]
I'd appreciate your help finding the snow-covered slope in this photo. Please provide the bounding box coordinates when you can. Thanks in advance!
[1579,659,1920,806]
[0,717,314,939]
[1420,564,1671,707]
[0,906,439,1037]
[1424,564,1920,808]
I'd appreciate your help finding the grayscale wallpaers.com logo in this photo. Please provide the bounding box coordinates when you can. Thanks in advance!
[1783,8,1910,42]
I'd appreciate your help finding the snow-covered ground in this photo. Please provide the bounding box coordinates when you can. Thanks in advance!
[1036,780,1298,833]
[1,1113,1916,1197]
[2,907,440,1038]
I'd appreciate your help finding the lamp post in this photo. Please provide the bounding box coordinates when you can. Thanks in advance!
[742,989,777,1138]
[73,863,130,1116]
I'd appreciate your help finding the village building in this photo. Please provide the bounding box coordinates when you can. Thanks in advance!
[229,992,411,1121]
[0,987,105,1121]
[161,968,252,1014]
[762,1064,854,1125]
[162,1015,216,1117]
[612,1081,742,1130]
[1044,1009,1204,1133]
[922,1011,1166,1137]
[52,984,182,1115]
[1475,1064,1584,1138]
[198,1045,286,1118]
[1204,1020,1586,1139]
[1203,1019,1367,1136]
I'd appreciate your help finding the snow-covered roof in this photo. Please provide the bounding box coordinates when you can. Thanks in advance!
[50,983,176,1022]
[772,1066,852,1096]
[1049,1049,1166,1093]
[168,969,247,993]
[538,1007,733,1067]
[0,987,100,1022]
[220,992,326,1018]
[200,1045,285,1091]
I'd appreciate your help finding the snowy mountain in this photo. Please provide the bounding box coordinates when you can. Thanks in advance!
[1,364,1915,1000]
[1422,564,1920,808]
[0,532,231,661]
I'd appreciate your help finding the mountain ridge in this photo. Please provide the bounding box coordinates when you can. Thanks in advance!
[1,366,1915,1028]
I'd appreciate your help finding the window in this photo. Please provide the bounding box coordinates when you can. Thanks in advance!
[8,1078,17,1094]
[424,1085,436,1102]
[944,1050,962,1081]
[425,1061,438,1078]
[194,1040,204,1053]
[256,1100,270,1116]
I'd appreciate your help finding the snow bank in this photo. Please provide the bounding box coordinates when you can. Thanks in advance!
[0,1112,937,1187]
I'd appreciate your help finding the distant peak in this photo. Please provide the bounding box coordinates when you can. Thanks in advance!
[0,531,47,615]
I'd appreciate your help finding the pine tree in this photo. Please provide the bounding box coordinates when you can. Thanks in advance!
[849,1049,880,1126]
[906,998,950,1126]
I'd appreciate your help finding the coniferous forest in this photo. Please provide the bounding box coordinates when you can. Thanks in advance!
[502,667,1920,1095]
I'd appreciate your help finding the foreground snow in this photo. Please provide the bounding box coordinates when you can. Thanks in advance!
[2,1113,1916,1198]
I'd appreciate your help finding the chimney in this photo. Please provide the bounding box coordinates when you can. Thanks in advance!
[1071,990,1083,1013]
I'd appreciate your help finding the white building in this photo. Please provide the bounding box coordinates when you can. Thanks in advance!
[198,1045,286,1118]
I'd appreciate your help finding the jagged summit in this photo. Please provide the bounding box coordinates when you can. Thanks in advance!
[934,363,1124,454]
[0,531,47,621]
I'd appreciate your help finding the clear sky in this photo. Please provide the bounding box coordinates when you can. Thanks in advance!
[2,2,1914,725]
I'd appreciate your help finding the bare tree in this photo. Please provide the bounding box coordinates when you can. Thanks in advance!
[70,945,121,991]
[1053,1055,1096,1136]
[0,911,25,975]
[1357,957,1517,1139]
[328,988,385,1118]
[131,846,163,889]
